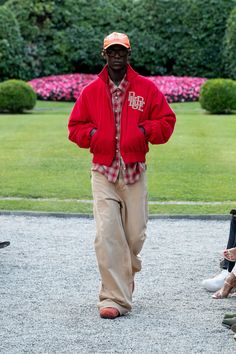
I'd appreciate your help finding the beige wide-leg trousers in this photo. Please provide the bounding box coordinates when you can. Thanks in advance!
[91,170,148,315]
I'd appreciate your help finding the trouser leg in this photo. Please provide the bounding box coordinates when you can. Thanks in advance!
[92,171,133,314]
[91,171,148,315]
[118,172,148,276]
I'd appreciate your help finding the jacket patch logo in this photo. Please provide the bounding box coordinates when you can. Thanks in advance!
[128,92,145,112]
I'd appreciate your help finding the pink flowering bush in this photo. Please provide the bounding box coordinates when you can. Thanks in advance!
[149,76,207,103]
[29,73,206,103]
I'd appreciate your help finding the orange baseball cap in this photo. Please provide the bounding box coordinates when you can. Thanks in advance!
[103,32,131,50]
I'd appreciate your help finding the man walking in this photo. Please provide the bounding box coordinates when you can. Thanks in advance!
[68,32,176,319]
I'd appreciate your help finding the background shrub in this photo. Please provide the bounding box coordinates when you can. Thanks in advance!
[127,0,236,77]
[0,6,25,81]
[223,5,236,80]
[170,0,236,78]
[199,79,236,114]
[0,80,37,113]
[4,0,66,80]
[2,0,236,79]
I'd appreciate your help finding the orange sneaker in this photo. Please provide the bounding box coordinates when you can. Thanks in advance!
[99,307,120,319]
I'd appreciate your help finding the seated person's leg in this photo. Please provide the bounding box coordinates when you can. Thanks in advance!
[224,210,236,272]
[202,210,236,292]
[212,265,236,299]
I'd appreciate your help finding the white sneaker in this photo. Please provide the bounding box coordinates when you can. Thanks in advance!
[202,269,228,292]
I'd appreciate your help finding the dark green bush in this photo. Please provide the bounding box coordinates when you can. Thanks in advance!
[199,79,236,114]
[223,6,236,79]
[5,0,62,79]
[0,6,25,81]
[128,0,236,76]
[5,0,118,76]
[3,0,236,78]
[0,80,37,113]
[171,0,236,78]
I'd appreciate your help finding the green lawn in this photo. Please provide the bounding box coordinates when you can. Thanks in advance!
[0,100,236,214]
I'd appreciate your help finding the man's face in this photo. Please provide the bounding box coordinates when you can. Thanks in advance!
[104,45,129,71]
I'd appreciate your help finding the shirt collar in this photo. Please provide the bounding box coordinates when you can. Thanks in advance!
[108,75,128,94]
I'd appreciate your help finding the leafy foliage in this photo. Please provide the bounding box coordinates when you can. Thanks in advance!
[0,6,25,81]
[5,0,67,79]
[128,0,236,77]
[0,80,37,113]
[2,0,236,79]
[223,6,236,79]
[199,79,236,114]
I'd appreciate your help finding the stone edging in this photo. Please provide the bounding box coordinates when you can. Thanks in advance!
[0,210,230,220]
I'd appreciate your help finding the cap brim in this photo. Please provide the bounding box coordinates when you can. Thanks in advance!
[104,42,130,49]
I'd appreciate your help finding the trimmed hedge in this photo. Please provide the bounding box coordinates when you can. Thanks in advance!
[0,80,37,113]
[4,0,63,80]
[3,0,236,79]
[127,0,236,77]
[199,79,236,114]
[0,6,25,81]
[223,5,236,79]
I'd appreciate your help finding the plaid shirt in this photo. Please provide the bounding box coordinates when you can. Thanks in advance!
[92,75,145,184]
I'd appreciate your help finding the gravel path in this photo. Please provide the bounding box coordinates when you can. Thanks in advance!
[0,215,236,354]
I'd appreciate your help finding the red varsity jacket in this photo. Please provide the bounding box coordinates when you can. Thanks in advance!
[68,64,176,166]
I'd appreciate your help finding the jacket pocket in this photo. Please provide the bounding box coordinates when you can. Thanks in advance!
[90,131,115,154]
[122,126,148,153]
[90,130,99,153]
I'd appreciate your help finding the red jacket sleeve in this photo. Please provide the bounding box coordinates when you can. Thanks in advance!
[140,88,176,145]
[68,90,96,148]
